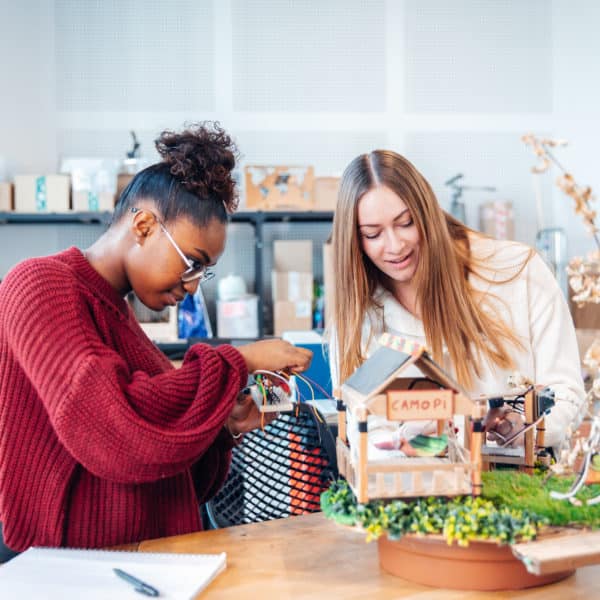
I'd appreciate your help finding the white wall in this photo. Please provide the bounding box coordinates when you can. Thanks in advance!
[0,0,599,257]
[0,1,56,175]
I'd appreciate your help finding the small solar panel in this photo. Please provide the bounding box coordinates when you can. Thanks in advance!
[344,345,413,396]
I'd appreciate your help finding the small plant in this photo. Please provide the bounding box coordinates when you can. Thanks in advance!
[321,477,549,546]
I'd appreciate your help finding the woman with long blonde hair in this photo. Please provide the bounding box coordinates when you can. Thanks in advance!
[330,149,584,450]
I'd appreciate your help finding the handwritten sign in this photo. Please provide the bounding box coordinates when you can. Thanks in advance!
[387,389,453,421]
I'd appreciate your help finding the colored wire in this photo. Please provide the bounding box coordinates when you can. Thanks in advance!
[294,372,315,403]
[290,371,333,400]
[253,370,291,386]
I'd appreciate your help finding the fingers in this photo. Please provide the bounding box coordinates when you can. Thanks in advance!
[278,342,312,372]
[262,411,279,427]
[238,339,313,373]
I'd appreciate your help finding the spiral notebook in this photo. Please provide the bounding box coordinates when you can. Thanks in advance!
[0,546,226,599]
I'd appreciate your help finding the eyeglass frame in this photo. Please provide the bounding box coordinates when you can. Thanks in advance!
[130,207,215,283]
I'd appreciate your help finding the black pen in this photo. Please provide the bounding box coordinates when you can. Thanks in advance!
[113,567,160,597]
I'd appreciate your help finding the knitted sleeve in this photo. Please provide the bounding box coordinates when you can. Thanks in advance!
[1,260,248,484]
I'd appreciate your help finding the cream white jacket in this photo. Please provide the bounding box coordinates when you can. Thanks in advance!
[330,235,586,450]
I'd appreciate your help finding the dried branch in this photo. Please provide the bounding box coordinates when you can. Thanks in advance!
[522,133,600,250]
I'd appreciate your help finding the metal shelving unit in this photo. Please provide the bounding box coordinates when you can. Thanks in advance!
[0,210,334,338]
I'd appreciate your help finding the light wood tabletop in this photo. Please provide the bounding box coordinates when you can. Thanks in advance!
[135,512,600,599]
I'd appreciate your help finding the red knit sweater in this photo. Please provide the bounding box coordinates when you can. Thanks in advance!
[0,247,247,551]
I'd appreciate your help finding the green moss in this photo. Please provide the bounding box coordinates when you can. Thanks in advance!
[481,471,600,528]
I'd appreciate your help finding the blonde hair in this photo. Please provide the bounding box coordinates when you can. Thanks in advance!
[331,150,529,389]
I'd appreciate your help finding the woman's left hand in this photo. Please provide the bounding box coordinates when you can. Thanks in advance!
[226,390,278,438]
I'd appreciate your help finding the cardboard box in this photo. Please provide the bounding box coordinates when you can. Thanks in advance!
[271,270,313,302]
[0,182,13,211]
[117,173,135,201]
[313,177,339,211]
[72,190,115,212]
[128,294,179,341]
[245,165,314,210]
[14,175,70,212]
[217,295,259,338]
[273,240,313,272]
[479,201,514,240]
[322,241,335,328]
[274,300,312,337]
[138,306,179,342]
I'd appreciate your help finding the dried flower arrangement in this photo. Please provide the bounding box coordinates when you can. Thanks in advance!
[522,133,600,503]
[522,133,600,304]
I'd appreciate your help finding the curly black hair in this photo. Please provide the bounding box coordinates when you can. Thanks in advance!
[113,122,239,226]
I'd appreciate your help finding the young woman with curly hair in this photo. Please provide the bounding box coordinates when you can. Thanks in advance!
[0,123,311,556]
[329,150,584,456]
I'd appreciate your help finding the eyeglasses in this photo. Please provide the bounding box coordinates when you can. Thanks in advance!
[130,207,215,283]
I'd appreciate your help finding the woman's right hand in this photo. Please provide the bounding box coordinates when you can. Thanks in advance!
[237,339,312,374]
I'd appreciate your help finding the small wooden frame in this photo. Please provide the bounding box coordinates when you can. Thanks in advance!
[481,387,543,473]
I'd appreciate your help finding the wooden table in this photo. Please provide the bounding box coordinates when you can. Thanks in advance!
[134,512,600,599]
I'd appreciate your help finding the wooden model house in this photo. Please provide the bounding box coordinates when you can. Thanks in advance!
[335,333,489,504]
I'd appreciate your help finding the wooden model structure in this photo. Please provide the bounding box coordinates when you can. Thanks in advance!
[336,333,487,504]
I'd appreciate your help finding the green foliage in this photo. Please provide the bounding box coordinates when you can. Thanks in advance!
[481,471,600,528]
[321,478,547,546]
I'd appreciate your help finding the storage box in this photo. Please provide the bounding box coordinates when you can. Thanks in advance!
[72,190,115,212]
[274,300,312,336]
[217,295,259,338]
[271,270,313,302]
[128,293,179,342]
[273,240,313,272]
[14,175,70,212]
[0,182,13,211]
[313,177,339,211]
[479,201,514,240]
[245,165,314,210]
[322,241,335,328]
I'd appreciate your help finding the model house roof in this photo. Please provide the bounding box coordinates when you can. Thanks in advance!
[342,333,470,403]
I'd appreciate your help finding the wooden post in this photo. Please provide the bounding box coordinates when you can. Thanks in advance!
[437,419,445,436]
[535,389,546,450]
[471,419,484,496]
[463,416,472,451]
[335,390,347,444]
[524,389,535,474]
[357,407,369,503]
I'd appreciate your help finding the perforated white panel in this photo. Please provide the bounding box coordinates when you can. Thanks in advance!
[553,1,600,115]
[232,0,386,111]
[0,223,106,279]
[404,0,552,113]
[57,129,161,162]
[55,0,214,111]
[403,132,554,246]
[235,130,388,176]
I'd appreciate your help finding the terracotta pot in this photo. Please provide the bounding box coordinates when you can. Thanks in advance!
[378,534,574,590]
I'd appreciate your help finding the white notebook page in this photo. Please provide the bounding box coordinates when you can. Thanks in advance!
[0,546,226,599]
